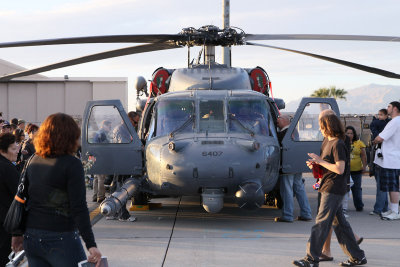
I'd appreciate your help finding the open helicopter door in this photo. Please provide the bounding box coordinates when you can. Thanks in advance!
[81,100,142,175]
[281,97,339,173]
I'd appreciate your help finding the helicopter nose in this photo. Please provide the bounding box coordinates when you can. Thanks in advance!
[235,182,264,210]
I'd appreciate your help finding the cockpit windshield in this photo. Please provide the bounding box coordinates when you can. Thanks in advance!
[199,100,225,133]
[154,98,270,137]
[156,100,194,137]
[228,99,270,136]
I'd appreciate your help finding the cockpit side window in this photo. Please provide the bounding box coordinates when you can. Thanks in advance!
[292,103,330,141]
[228,100,270,136]
[87,105,133,144]
[199,100,225,133]
[155,100,194,137]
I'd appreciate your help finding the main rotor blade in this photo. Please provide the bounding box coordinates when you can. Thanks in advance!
[245,34,400,42]
[0,34,184,48]
[247,42,400,79]
[0,42,180,81]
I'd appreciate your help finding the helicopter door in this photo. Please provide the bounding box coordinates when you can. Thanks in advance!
[281,97,339,173]
[81,100,143,175]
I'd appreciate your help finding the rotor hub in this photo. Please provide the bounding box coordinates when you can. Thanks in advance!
[177,25,245,47]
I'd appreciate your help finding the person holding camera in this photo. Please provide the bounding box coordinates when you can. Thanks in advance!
[373,101,400,220]
[369,108,390,216]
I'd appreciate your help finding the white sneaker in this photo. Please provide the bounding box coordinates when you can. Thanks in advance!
[382,211,400,220]
[381,210,392,217]
[119,216,137,222]
[106,216,118,220]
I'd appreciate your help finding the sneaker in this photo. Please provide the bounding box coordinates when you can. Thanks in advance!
[339,257,367,266]
[119,216,137,222]
[381,210,392,217]
[274,217,293,223]
[343,210,350,218]
[292,258,319,267]
[382,210,400,220]
[106,215,118,220]
[369,211,380,216]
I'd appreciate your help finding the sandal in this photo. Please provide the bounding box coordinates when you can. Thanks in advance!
[319,253,333,261]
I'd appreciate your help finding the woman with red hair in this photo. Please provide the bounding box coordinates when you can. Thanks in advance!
[12,113,102,267]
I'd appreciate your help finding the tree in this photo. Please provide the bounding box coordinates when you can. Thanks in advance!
[311,86,347,100]
[311,86,347,111]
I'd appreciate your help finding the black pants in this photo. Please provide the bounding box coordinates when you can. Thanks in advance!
[0,227,11,266]
[306,192,365,262]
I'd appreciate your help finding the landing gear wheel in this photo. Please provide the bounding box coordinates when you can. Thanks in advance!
[264,190,283,209]
[132,191,148,205]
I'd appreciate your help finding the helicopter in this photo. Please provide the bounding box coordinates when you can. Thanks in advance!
[1,10,400,215]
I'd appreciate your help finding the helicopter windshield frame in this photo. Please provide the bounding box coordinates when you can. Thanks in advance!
[152,93,273,138]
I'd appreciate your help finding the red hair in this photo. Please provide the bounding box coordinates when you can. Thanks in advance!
[34,113,80,158]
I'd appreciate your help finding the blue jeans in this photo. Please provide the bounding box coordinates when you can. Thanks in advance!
[350,172,364,210]
[373,165,389,213]
[24,228,86,267]
[280,173,312,221]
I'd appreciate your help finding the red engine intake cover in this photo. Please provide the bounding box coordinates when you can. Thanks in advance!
[249,68,269,94]
[150,68,170,96]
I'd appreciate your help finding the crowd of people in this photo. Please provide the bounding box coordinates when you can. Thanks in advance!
[0,100,399,266]
[0,112,102,266]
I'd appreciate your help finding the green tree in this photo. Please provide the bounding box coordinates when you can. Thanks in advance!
[311,86,347,100]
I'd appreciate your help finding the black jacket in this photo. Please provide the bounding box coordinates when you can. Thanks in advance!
[0,154,19,224]
[25,154,96,249]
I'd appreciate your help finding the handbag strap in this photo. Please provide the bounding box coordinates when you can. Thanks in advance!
[18,154,35,194]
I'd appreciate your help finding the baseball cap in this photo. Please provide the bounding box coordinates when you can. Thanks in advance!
[17,119,26,125]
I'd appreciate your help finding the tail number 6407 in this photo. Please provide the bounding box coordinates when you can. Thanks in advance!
[202,151,223,157]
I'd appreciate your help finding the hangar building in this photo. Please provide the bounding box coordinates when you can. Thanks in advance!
[0,58,127,124]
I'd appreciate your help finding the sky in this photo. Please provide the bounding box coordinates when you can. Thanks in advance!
[1,0,400,111]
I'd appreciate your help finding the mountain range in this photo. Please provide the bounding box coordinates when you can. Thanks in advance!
[284,84,400,114]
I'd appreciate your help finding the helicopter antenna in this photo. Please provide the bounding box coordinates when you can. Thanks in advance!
[222,0,231,67]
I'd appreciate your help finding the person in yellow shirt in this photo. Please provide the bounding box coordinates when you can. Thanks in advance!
[345,126,367,212]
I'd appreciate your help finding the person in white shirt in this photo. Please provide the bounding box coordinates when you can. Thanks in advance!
[373,101,400,220]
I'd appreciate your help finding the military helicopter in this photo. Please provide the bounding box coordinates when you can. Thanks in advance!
[1,5,400,215]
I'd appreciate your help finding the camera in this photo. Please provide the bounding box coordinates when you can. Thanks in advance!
[376,148,383,158]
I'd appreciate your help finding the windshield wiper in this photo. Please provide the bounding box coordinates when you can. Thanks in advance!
[229,114,255,137]
[169,115,194,138]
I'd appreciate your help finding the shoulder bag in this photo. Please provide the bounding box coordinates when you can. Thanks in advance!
[3,155,34,233]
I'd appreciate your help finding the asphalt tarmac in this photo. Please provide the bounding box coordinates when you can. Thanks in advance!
[86,174,400,267]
